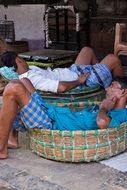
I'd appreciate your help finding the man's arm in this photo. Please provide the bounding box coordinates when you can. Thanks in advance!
[57,73,89,93]
[24,70,89,93]
[96,107,111,129]
[96,99,117,129]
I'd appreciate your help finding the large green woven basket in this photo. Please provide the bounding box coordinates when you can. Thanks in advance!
[39,85,106,104]
[29,101,127,162]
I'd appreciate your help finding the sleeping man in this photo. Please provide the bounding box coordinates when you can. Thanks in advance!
[0,76,127,159]
[0,47,123,93]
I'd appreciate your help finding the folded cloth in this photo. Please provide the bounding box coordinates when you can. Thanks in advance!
[0,66,19,80]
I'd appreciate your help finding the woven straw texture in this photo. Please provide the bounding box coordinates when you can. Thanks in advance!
[29,101,127,162]
[39,86,106,104]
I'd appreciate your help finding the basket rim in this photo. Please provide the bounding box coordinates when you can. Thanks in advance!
[28,122,127,135]
[39,85,101,96]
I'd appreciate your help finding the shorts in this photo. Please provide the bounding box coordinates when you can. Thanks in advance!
[12,92,52,131]
[70,63,112,88]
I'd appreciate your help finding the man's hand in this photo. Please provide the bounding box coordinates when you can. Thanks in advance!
[99,97,117,111]
[106,85,126,99]
[57,73,89,93]
[78,73,90,85]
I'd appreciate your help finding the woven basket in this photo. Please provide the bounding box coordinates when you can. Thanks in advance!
[39,85,106,104]
[29,101,127,162]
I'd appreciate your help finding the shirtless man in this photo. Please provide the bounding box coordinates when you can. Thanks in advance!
[0,77,127,159]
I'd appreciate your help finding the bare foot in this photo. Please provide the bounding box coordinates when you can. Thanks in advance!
[0,152,8,159]
[8,141,20,149]
[0,146,8,159]
[8,129,19,149]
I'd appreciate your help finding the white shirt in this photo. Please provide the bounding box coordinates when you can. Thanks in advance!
[19,66,78,93]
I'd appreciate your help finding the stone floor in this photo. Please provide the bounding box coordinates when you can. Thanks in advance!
[0,132,127,190]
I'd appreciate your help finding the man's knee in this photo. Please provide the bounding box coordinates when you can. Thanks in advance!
[3,80,24,97]
[80,46,94,54]
[106,54,121,64]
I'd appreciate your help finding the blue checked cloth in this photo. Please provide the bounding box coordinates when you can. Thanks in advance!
[69,63,112,88]
[12,91,52,130]
[0,66,19,80]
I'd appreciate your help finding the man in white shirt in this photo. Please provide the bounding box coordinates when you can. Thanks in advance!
[0,47,123,92]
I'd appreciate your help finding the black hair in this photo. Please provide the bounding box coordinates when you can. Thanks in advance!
[113,76,127,89]
[0,51,18,71]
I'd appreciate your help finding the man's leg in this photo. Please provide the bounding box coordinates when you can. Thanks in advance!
[20,78,35,93]
[100,54,124,77]
[8,129,19,149]
[0,80,32,159]
[75,46,98,65]
[7,78,35,149]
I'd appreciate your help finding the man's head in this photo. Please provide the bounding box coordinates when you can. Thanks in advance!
[112,76,127,89]
[106,76,127,100]
[0,51,29,74]
[0,51,18,70]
